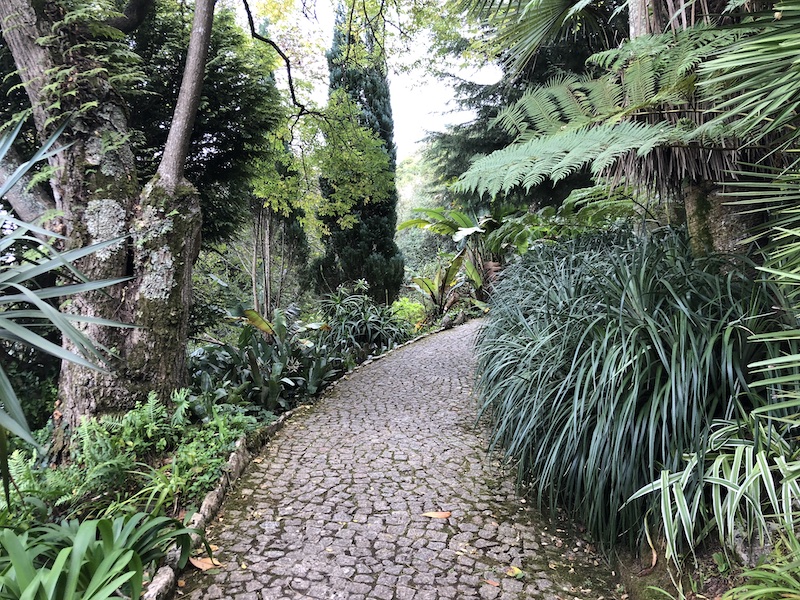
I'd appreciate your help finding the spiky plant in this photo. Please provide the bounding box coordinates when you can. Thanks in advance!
[476,227,795,549]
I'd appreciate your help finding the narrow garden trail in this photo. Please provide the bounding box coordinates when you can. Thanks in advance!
[180,320,619,600]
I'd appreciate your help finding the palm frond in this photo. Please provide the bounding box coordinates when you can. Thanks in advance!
[698,1,800,146]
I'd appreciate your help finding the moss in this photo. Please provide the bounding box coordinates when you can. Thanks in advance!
[685,183,715,255]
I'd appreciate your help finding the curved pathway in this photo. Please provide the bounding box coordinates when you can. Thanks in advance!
[180,321,618,600]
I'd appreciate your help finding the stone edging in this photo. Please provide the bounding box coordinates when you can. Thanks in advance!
[142,408,296,600]
[143,322,467,600]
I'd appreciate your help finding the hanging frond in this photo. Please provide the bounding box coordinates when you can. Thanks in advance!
[699,0,800,147]
[457,121,677,197]
[461,25,760,199]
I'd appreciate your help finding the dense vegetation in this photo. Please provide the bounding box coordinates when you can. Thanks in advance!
[4,0,800,596]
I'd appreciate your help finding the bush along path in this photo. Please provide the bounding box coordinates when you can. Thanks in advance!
[178,320,619,600]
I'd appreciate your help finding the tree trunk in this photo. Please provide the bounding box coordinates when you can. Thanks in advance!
[0,0,211,433]
[684,182,762,256]
[628,0,651,37]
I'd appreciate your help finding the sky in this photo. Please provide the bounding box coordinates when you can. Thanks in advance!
[390,69,494,161]
[264,0,502,162]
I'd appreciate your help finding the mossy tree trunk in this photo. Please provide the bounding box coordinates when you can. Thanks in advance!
[683,182,763,256]
[0,0,209,433]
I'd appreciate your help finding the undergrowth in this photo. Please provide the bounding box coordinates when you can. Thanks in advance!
[476,227,797,551]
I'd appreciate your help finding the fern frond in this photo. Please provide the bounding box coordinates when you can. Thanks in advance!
[583,77,624,116]
[623,56,657,108]
[502,87,566,135]
[457,121,676,197]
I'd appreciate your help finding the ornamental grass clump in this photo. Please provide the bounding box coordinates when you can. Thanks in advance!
[476,227,794,550]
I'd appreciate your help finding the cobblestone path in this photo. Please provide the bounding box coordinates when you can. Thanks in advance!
[180,321,619,600]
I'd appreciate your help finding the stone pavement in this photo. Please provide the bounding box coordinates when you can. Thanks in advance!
[179,320,620,600]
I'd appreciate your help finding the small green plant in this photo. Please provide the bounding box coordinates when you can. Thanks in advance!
[0,512,194,599]
[723,532,800,599]
[189,307,316,411]
[409,251,466,318]
[713,552,731,575]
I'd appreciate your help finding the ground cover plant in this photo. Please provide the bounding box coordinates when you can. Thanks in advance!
[475,227,797,552]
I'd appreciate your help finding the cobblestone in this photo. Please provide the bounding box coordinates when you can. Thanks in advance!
[179,321,618,599]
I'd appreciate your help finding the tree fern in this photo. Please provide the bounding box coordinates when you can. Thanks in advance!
[698,0,800,146]
[460,25,750,198]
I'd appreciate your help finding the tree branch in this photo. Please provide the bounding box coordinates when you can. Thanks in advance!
[240,0,311,117]
[155,0,216,191]
[0,147,56,223]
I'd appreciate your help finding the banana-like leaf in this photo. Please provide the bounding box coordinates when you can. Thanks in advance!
[243,309,275,335]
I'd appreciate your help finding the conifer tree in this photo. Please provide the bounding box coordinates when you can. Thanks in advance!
[312,3,404,303]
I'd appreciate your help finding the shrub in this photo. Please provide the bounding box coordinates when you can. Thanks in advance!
[391,297,427,328]
[318,280,412,364]
[476,227,795,550]
[0,392,263,520]
[188,308,340,412]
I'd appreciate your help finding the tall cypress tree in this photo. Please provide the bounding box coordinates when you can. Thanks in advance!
[312,3,404,303]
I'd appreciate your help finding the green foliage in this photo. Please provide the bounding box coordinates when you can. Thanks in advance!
[312,4,404,303]
[409,251,466,317]
[398,207,499,304]
[475,227,794,550]
[0,512,194,599]
[698,0,800,148]
[0,120,130,507]
[457,27,744,199]
[460,0,626,75]
[483,186,636,255]
[34,0,144,126]
[317,281,412,365]
[126,0,285,244]
[724,531,800,599]
[189,308,341,412]
[0,355,58,432]
[0,391,262,519]
[391,297,427,328]
[630,400,800,567]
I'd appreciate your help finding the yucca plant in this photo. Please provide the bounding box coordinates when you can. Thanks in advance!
[476,227,794,549]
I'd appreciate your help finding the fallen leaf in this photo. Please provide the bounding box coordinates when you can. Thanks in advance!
[421,511,451,519]
[189,556,223,571]
[505,566,525,579]
[484,580,500,587]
